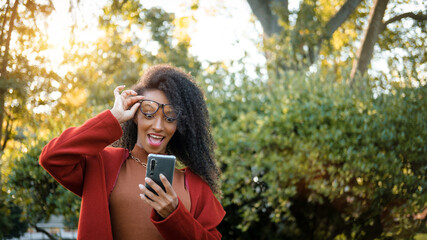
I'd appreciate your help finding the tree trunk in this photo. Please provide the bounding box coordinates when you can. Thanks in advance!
[1,113,11,151]
[0,90,5,153]
[246,0,288,38]
[0,0,11,48]
[350,0,389,85]
[247,0,361,72]
[247,0,288,77]
[0,0,19,151]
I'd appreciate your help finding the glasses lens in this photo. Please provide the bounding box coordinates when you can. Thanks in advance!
[163,105,178,119]
[140,100,178,120]
[140,100,159,114]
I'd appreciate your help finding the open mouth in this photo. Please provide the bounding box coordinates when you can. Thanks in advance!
[148,134,164,147]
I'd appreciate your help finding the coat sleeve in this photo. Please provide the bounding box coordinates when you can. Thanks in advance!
[151,171,225,239]
[39,110,123,196]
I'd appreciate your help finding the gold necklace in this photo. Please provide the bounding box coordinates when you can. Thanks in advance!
[129,152,147,168]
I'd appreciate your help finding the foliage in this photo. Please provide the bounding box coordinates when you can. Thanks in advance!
[0,0,61,152]
[7,136,81,230]
[206,68,426,239]
[0,192,27,239]
[62,0,202,110]
[0,1,70,237]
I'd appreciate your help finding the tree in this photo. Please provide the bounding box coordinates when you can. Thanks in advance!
[0,1,64,237]
[0,0,19,151]
[0,0,60,153]
[350,0,427,85]
[247,0,426,85]
[8,137,80,240]
[247,0,362,70]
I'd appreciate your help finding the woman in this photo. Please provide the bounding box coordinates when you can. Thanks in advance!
[39,64,225,240]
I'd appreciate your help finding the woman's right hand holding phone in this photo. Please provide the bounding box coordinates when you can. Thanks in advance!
[110,85,144,124]
[139,174,179,219]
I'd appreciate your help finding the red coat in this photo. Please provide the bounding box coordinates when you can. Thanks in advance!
[39,110,225,240]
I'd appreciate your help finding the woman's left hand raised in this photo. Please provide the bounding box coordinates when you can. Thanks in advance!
[139,174,179,219]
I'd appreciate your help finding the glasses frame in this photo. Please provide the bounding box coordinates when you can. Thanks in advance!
[138,99,179,122]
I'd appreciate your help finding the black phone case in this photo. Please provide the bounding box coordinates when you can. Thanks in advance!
[145,154,176,195]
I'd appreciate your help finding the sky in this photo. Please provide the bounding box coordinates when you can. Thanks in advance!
[144,0,263,63]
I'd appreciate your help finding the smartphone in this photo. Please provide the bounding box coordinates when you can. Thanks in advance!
[145,154,176,196]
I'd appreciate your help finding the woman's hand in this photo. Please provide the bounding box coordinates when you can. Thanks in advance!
[139,174,179,219]
[110,85,144,124]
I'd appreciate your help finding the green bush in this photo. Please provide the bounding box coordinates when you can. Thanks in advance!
[205,70,426,239]
[0,194,28,239]
[7,138,80,231]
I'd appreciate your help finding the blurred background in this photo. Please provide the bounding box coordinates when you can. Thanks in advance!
[0,0,426,239]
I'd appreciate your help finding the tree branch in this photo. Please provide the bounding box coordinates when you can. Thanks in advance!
[310,0,362,66]
[383,12,427,28]
[31,224,57,240]
[350,0,390,86]
[325,0,363,39]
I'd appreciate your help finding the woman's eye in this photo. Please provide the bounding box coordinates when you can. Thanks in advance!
[165,117,176,123]
[144,114,154,119]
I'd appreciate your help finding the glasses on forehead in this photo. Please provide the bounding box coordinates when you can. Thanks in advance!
[139,99,179,123]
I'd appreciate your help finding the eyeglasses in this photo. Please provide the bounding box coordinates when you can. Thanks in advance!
[139,99,179,123]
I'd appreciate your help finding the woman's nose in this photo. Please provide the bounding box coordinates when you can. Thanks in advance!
[152,114,165,131]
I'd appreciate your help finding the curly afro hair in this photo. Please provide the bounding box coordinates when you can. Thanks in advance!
[114,64,220,194]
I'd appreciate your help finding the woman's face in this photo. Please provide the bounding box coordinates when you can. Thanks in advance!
[134,89,177,154]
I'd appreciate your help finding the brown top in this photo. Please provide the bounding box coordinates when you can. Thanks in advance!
[109,145,191,240]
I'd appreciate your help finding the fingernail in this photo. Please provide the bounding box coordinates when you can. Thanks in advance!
[160,174,165,179]
[145,177,151,183]
[140,194,145,199]
[138,184,144,190]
